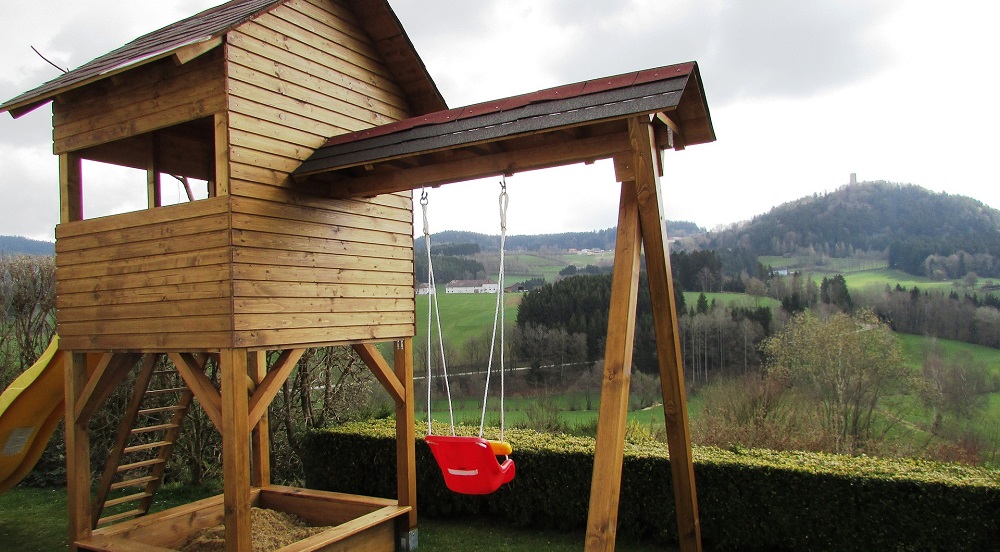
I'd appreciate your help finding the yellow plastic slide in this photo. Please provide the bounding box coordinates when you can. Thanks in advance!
[0,335,65,494]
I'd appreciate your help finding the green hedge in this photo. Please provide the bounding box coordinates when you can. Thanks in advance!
[303,420,1000,551]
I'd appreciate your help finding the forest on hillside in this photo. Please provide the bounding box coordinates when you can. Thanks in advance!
[707,182,1000,278]
[0,235,54,256]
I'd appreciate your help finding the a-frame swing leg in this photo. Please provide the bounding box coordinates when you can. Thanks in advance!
[585,171,643,551]
[630,117,702,551]
[585,116,702,552]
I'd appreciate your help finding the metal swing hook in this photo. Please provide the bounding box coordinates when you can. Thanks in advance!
[498,178,508,232]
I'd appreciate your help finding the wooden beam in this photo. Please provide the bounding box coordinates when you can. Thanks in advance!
[629,116,702,551]
[147,132,162,208]
[65,352,92,550]
[220,348,251,552]
[249,350,271,487]
[173,36,223,65]
[394,339,417,534]
[75,353,139,425]
[60,153,83,223]
[214,112,230,196]
[247,348,305,428]
[353,343,404,403]
[322,131,630,198]
[168,352,222,431]
[585,172,642,552]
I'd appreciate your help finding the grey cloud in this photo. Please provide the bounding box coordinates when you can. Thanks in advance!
[540,0,898,106]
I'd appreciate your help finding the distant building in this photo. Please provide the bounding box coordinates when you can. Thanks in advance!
[445,280,499,294]
[416,283,435,295]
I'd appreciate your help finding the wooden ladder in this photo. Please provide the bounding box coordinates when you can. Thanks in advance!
[92,354,195,528]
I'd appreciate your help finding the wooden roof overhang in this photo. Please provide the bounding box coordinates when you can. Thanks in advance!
[0,0,445,119]
[293,61,714,198]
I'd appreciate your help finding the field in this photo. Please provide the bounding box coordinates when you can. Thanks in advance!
[415,289,521,349]
[758,255,980,293]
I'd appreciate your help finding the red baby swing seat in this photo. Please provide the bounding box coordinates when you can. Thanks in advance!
[425,435,515,495]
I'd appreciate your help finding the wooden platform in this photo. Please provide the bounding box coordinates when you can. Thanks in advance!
[76,485,409,552]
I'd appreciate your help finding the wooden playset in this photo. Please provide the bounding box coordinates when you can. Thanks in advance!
[0,0,715,550]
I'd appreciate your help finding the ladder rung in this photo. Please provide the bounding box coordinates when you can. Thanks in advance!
[153,369,178,375]
[110,476,159,491]
[145,387,187,395]
[98,509,144,526]
[117,458,166,473]
[137,405,184,415]
[123,441,170,454]
[131,423,179,435]
[103,492,152,508]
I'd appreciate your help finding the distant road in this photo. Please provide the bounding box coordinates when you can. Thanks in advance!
[413,361,590,381]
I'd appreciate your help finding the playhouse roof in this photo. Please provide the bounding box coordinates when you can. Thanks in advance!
[0,0,445,118]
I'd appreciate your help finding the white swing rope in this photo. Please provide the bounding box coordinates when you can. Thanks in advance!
[479,179,509,442]
[421,190,456,436]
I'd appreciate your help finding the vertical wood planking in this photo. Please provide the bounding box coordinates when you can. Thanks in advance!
[221,348,251,551]
[629,117,702,551]
[65,352,92,550]
[585,174,642,552]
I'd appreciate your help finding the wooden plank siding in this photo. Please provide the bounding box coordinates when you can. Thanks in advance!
[54,198,233,351]
[225,0,415,350]
[52,49,226,155]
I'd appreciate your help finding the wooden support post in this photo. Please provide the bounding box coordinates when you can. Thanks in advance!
[585,173,642,552]
[147,132,161,208]
[629,116,702,551]
[220,348,251,552]
[214,112,230,197]
[394,339,418,550]
[59,153,82,223]
[249,350,271,487]
[65,352,92,550]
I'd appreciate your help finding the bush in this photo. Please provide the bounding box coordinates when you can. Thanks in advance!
[304,419,1000,551]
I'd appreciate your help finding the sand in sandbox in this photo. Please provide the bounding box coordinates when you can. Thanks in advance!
[181,507,330,552]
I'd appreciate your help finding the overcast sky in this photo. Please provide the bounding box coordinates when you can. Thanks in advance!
[2,0,998,241]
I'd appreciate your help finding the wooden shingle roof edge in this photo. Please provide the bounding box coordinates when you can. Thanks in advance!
[293,61,715,178]
[0,0,446,119]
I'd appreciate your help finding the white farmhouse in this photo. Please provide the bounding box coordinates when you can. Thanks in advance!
[415,283,435,295]
[445,279,499,294]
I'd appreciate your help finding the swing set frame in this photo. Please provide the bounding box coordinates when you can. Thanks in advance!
[297,61,714,551]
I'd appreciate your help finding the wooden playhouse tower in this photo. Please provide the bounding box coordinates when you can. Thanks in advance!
[1,0,715,550]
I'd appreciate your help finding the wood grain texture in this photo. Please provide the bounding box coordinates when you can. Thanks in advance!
[629,117,702,552]
[585,176,642,552]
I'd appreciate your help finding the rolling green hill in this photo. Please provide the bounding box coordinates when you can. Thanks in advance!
[710,182,1000,278]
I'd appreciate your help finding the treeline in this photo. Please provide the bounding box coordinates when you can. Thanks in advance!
[708,182,1000,278]
[516,273,772,377]
[414,254,485,285]
[416,220,703,254]
[858,285,1000,349]
[0,236,54,256]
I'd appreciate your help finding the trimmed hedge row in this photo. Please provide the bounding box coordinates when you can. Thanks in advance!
[303,420,1000,551]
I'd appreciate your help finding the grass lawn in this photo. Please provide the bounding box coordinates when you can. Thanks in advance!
[416,290,520,350]
[0,486,670,552]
